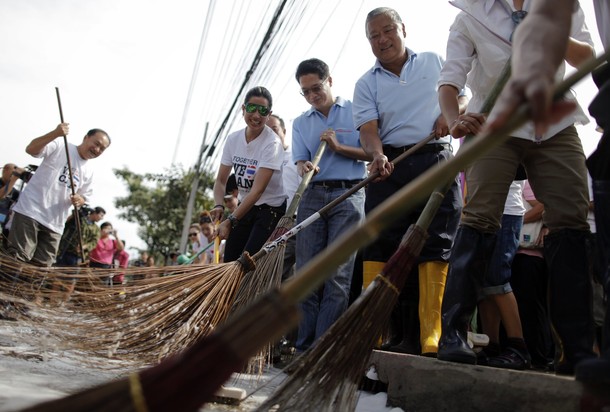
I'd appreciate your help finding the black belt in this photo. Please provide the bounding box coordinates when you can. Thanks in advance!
[383,143,451,156]
[311,180,360,189]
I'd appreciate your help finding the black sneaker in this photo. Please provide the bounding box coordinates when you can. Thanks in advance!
[487,346,532,370]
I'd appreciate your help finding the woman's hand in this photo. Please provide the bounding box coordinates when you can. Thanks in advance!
[216,219,231,240]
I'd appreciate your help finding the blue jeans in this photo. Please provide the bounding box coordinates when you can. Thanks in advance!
[481,214,523,297]
[295,184,365,351]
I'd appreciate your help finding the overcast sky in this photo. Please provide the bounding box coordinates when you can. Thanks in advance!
[0,0,603,255]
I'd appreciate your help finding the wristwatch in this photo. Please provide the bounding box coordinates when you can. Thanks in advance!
[227,214,239,229]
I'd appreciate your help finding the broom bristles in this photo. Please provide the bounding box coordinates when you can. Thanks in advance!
[257,276,402,411]
[256,224,425,411]
[21,290,300,412]
[0,253,254,365]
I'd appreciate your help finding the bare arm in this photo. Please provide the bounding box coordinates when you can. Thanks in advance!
[523,199,544,223]
[359,120,393,179]
[114,231,125,252]
[26,123,69,156]
[216,167,275,240]
[321,129,372,161]
[439,85,486,138]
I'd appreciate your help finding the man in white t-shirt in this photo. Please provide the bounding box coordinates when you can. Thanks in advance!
[6,123,111,266]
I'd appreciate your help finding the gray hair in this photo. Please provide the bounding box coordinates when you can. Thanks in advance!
[366,7,403,36]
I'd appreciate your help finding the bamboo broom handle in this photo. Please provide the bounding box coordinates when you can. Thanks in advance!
[284,140,327,217]
[55,87,86,263]
[281,50,608,305]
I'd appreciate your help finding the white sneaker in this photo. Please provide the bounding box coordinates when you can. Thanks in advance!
[467,332,490,348]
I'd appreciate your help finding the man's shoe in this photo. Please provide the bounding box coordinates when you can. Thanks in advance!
[487,346,532,371]
[438,334,477,365]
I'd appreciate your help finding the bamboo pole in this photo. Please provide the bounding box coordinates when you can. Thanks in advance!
[55,87,85,263]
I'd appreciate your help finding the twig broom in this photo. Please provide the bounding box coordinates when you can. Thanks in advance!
[19,52,605,412]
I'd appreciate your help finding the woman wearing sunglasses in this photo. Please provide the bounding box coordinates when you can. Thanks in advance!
[211,86,286,262]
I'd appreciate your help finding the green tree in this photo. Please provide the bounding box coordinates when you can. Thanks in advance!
[113,166,215,262]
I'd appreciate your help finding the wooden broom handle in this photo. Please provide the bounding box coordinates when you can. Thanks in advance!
[55,87,85,263]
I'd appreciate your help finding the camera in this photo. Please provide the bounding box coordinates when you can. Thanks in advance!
[12,164,38,184]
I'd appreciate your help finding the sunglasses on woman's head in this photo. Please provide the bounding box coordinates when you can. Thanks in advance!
[244,103,270,116]
[200,216,212,224]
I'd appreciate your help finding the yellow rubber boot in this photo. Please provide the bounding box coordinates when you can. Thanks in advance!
[363,261,385,290]
[418,261,448,356]
[364,260,387,348]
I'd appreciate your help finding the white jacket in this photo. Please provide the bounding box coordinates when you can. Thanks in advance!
[440,0,593,141]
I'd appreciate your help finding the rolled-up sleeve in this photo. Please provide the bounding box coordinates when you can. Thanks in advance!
[438,24,475,92]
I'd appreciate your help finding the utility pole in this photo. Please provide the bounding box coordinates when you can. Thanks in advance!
[179,122,209,253]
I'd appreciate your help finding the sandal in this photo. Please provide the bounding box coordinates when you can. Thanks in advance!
[487,346,531,370]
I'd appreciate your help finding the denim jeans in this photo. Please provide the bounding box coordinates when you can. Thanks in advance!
[295,184,365,351]
[482,213,523,297]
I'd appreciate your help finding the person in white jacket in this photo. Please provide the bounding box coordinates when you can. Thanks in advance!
[482,0,610,390]
[436,0,595,375]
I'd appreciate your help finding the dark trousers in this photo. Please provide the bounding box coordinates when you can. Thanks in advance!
[364,149,462,263]
[511,253,553,367]
[223,202,285,262]
[588,67,610,357]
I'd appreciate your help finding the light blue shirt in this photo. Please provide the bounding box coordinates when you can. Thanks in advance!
[353,49,450,147]
[292,97,366,182]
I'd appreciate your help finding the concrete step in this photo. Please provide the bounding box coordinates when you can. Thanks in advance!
[367,350,584,412]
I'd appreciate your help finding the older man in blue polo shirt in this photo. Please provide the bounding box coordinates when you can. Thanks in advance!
[292,58,371,352]
[352,7,464,357]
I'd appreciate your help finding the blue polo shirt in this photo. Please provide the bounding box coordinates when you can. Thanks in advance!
[352,49,451,147]
[292,96,366,182]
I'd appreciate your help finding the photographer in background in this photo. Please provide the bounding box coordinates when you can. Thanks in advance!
[1,164,21,235]
[6,123,110,266]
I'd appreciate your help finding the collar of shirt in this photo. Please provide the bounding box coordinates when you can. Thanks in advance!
[304,96,347,117]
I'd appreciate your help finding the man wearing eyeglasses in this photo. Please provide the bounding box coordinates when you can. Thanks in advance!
[291,58,371,352]
[352,7,465,358]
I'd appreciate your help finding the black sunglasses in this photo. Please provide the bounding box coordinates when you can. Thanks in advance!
[199,216,212,224]
[188,232,199,237]
[245,103,270,116]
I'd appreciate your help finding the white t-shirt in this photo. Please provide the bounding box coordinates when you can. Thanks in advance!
[220,125,286,207]
[282,148,300,208]
[13,140,94,234]
[503,180,526,216]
